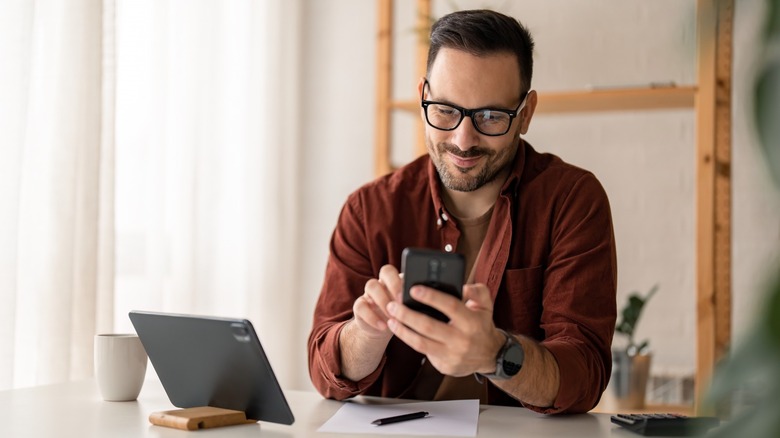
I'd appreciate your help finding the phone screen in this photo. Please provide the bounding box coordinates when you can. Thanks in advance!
[401,248,465,322]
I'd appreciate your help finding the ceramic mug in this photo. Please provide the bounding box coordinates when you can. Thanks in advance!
[94,334,148,401]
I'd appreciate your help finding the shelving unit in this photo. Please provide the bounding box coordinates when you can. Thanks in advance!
[374,0,733,413]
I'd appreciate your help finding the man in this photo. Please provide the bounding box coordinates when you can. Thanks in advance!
[308,9,616,414]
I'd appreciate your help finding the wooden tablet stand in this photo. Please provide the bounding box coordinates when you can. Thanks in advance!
[149,406,257,430]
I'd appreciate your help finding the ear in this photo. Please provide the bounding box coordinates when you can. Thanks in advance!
[518,90,538,135]
[417,77,427,119]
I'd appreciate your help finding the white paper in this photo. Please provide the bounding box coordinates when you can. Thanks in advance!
[317,399,479,436]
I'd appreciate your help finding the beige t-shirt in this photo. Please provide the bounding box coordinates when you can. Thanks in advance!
[408,205,495,403]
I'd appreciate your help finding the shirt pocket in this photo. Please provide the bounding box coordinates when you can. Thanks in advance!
[496,266,544,336]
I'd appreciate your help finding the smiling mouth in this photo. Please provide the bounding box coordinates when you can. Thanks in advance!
[447,152,483,169]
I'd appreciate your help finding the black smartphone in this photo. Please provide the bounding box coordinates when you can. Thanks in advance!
[401,247,465,322]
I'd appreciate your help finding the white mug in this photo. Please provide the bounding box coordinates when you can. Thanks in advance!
[94,334,148,401]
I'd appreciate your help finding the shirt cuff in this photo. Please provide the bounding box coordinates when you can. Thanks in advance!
[526,339,593,414]
[316,321,387,398]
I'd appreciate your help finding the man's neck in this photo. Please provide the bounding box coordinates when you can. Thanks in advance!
[442,166,511,219]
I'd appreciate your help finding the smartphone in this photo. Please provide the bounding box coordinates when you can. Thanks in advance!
[401,247,465,322]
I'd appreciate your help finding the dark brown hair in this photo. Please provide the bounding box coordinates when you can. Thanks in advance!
[426,9,535,93]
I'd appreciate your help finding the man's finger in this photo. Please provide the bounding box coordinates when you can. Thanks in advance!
[354,297,388,332]
[462,283,493,311]
[409,285,467,320]
[364,278,393,318]
[378,264,403,301]
[387,299,451,343]
[386,317,444,358]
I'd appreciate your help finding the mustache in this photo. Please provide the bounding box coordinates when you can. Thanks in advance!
[439,143,493,158]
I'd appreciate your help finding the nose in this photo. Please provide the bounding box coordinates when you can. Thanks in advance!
[450,115,481,151]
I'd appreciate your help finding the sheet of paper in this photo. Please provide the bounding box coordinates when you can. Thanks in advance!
[317,399,479,436]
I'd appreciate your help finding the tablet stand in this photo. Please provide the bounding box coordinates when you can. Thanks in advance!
[149,406,257,430]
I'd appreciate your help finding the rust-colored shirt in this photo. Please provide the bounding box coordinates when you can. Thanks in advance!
[307,141,617,414]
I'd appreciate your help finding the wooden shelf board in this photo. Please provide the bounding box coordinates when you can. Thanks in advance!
[537,86,697,113]
[387,86,696,115]
[389,100,420,112]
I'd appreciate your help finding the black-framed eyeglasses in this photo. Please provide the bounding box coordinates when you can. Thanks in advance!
[420,79,528,137]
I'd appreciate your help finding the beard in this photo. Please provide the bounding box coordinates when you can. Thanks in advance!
[427,136,519,192]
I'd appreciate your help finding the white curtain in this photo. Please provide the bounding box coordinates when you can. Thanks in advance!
[0,0,112,390]
[0,0,303,390]
[112,0,303,388]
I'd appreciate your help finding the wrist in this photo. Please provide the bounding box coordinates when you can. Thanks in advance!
[346,318,392,345]
[479,329,525,380]
[479,328,508,374]
[339,319,392,382]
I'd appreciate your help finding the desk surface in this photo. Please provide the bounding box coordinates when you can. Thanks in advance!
[0,379,635,437]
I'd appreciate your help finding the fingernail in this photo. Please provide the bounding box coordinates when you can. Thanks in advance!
[387,302,397,315]
[387,319,397,331]
[411,287,424,298]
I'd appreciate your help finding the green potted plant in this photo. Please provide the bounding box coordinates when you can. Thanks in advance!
[611,285,658,409]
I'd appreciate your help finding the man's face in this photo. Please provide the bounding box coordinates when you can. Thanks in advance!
[420,48,534,192]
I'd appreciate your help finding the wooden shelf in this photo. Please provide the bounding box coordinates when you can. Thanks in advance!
[536,86,696,113]
[388,86,697,116]
[388,100,420,112]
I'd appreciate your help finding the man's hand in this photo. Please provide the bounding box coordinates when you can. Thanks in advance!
[338,265,403,381]
[351,264,403,340]
[385,283,505,377]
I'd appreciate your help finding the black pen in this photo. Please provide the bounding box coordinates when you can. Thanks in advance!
[371,411,430,426]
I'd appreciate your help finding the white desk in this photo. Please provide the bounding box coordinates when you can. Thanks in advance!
[0,379,633,437]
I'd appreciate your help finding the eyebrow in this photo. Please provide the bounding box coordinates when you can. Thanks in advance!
[425,91,520,111]
[423,80,523,111]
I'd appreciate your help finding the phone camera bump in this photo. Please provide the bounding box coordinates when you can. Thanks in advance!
[428,259,440,281]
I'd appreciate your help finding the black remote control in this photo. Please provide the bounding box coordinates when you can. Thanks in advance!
[610,413,720,436]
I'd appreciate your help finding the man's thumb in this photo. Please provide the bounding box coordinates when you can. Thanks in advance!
[463,284,492,311]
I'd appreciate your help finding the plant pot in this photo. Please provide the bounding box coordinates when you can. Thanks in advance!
[611,350,652,410]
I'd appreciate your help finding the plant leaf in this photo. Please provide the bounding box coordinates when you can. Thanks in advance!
[615,285,658,338]
[754,57,780,186]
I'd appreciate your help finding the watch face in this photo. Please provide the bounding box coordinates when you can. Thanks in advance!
[501,343,524,376]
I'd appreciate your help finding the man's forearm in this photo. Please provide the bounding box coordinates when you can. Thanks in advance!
[491,334,560,407]
[338,319,392,382]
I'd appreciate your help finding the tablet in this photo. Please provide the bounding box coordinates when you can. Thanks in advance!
[128,310,295,425]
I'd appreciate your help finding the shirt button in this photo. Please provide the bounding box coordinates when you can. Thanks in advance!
[444,244,453,252]
[441,213,449,221]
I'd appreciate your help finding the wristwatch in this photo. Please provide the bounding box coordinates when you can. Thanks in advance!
[481,329,524,380]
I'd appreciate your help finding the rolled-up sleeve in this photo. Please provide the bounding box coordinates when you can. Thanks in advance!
[531,172,617,414]
[307,193,386,400]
